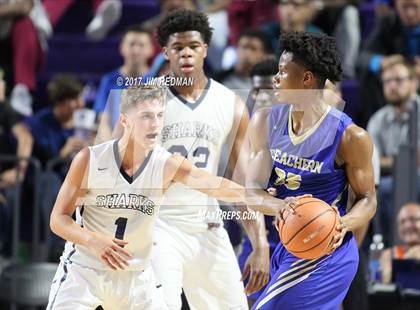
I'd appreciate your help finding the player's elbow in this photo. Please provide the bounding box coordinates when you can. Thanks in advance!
[367,194,377,221]
[49,209,60,236]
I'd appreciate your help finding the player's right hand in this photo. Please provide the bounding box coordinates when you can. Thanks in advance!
[279,194,312,222]
[87,234,132,270]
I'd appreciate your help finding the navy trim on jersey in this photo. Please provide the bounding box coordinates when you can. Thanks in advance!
[49,244,76,309]
[169,78,211,110]
[113,140,154,184]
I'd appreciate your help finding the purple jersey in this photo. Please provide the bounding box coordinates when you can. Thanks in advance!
[253,104,359,310]
[267,104,353,215]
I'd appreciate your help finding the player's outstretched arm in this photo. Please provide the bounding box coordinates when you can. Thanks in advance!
[331,125,377,250]
[50,148,131,270]
[163,154,246,203]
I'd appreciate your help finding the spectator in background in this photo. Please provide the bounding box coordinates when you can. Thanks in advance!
[312,0,361,78]
[367,59,420,245]
[247,58,278,113]
[93,25,153,142]
[27,74,86,166]
[357,0,420,128]
[26,74,85,259]
[141,1,198,76]
[374,0,394,17]
[0,71,33,257]
[0,0,46,116]
[141,0,195,32]
[261,0,323,57]
[217,29,273,91]
[42,0,122,41]
[227,0,278,45]
[380,203,420,283]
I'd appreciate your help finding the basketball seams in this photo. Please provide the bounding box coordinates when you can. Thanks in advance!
[290,213,337,254]
[280,199,323,242]
[282,208,333,246]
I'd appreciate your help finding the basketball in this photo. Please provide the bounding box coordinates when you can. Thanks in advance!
[278,197,340,260]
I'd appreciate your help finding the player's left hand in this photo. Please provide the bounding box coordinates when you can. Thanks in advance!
[330,210,348,252]
[241,246,270,295]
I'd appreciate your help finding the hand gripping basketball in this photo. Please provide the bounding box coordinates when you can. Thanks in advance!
[278,197,340,259]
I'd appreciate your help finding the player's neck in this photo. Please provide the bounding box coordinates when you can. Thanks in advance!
[290,100,329,136]
[117,136,151,171]
[120,63,149,77]
[171,72,208,100]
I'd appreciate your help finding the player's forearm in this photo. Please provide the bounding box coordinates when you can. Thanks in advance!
[205,177,247,203]
[239,207,269,249]
[342,195,377,232]
[50,212,94,247]
[246,188,285,216]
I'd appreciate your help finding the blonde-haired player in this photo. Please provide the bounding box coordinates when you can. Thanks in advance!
[46,84,270,309]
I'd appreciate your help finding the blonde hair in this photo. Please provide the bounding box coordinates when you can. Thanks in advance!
[120,84,166,113]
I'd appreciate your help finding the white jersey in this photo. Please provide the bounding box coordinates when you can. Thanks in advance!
[61,140,171,270]
[159,79,237,232]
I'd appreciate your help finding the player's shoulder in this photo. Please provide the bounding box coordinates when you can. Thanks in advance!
[89,139,115,154]
[68,147,90,178]
[208,78,235,97]
[339,124,372,162]
[342,123,370,145]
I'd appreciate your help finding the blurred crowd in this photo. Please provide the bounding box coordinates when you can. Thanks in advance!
[0,0,420,305]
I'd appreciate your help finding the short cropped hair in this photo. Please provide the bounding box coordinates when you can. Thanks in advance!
[47,74,83,105]
[122,24,151,39]
[120,84,166,113]
[381,58,416,79]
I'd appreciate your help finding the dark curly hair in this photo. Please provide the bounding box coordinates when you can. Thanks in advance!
[280,32,342,86]
[157,10,213,47]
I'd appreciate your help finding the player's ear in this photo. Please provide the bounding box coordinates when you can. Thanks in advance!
[120,113,128,129]
[302,71,314,87]
[163,47,170,60]
[203,43,208,59]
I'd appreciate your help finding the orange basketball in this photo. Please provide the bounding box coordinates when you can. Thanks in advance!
[278,197,340,259]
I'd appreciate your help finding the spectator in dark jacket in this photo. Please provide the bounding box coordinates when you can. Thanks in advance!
[26,74,85,260]
[0,72,33,257]
[357,0,420,128]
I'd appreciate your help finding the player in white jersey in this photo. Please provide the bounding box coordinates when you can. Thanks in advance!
[46,84,263,310]
[152,10,270,309]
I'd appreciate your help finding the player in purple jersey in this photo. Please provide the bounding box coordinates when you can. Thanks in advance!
[246,32,377,310]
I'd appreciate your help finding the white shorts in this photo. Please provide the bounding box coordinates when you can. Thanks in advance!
[152,219,248,310]
[47,260,167,310]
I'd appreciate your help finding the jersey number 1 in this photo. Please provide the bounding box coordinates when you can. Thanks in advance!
[114,217,127,242]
